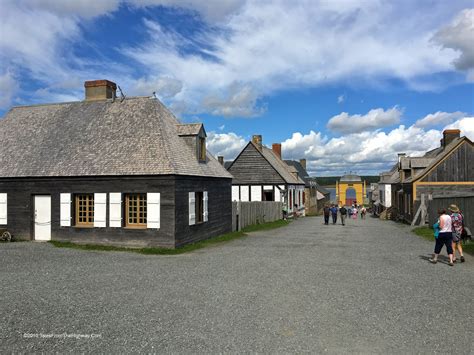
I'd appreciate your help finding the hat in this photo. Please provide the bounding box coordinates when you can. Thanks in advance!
[448,204,460,213]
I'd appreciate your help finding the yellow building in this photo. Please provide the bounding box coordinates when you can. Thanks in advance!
[336,174,366,206]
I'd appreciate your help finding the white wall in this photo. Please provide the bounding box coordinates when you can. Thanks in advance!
[251,185,262,201]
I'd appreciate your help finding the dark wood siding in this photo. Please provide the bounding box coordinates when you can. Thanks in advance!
[174,176,232,247]
[0,176,176,247]
[422,141,474,182]
[0,175,233,248]
[228,144,285,185]
[416,185,474,200]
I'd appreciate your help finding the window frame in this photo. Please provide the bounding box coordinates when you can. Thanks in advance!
[75,193,94,227]
[199,137,206,161]
[125,193,147,228]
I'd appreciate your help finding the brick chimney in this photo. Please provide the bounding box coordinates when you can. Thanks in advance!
[84,80,117,101]
[441,129,460,148]
[218,156,224,166]
[252,135,262,150]
[299,158,307,170]
[272,143,282,159]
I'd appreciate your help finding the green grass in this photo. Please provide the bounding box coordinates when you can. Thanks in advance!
[412,226,474,256]
[49,219,290,255]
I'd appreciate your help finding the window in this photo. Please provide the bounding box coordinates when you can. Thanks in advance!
[75,194,94,226]
[126,193,147,227]
[199,137,206,161]
[263,190,274,201]
[195,191,204,223]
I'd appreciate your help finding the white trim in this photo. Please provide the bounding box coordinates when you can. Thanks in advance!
[203,191,208,222]
[109,193,122,227]
[0,193,7,225]
[189,192,196,225]
[94,193,107,228]
[60,193,71,227]
[147,193,161,229]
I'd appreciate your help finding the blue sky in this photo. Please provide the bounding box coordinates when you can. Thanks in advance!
[1,0,473,176]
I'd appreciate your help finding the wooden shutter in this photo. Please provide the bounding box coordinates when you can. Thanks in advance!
[0,193,7,225]
[94,193,107,228]
[147,193,160,229]
[189,192,196,225]
[109,193,122,227]
[60,193,71,227]
[203,191,208,222]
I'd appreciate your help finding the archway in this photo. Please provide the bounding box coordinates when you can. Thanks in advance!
[336,174,366,206]
[345,187,357,206]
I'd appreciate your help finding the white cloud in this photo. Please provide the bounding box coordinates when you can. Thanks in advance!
[337,95,345,104]
[0,71,19,109]
[206,131,246,159]
[25,0,121,18]
[433,8,474,79]
[327,107,402,134]
[414,111,466,128]
[130,0,245,22]
[123,1,466,116]
[280,116,474,175]
[444,117,474,140]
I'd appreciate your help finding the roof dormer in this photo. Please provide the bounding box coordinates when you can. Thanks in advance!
[176,123,207,162]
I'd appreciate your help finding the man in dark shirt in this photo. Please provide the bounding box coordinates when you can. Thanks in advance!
[323,205,330,225]
[339,206,347,225]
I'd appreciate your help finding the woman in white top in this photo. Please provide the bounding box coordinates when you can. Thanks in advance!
[430,208,454,265]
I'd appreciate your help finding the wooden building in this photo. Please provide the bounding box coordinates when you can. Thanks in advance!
[285,159,319,214]
[0,80,233,248]
[226,136,306,216]
[391,129,474,223]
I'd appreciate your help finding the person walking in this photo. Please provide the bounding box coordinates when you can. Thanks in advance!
[323,205,330,225]
[449,204,465,263]
[361,206,367,219]
[330,204,338,224]
[429,208,454,266]
[340,205,347,225]
[352,206,358,219]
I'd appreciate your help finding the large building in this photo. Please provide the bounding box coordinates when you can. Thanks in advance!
[0,80,233,248]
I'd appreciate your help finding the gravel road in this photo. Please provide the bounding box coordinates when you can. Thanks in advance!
[1,216,473,353]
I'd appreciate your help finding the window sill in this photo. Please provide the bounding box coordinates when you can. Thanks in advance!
[72,225,94,229]
[124,226,147,230]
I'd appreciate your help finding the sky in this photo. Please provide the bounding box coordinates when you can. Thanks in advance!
[1,0,473,176]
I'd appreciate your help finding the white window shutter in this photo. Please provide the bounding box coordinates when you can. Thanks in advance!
[147,193,160,229]
[0,193,7,225]
[60,193,71,227]
[94,193,107,228]
[203,191,208,222]
[189,192,196,225]
[109,193,122,227]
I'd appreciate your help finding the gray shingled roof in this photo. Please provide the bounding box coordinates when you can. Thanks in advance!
[176,123,204,136]
[340,174,361,182]
[284,160,313,187]
[257,144,305,185]
[0,97,232,178]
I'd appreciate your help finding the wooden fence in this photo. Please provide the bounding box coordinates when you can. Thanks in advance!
[232,201,283,231]
[427,195,474,231]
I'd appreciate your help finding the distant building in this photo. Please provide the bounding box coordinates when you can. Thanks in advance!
[336,174,367,206]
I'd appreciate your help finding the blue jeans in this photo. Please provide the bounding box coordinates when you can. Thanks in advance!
[434,232,453,254]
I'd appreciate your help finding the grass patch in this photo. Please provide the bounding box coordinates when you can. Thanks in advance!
[49,219,290,255]
[412,226,474,256]
[412,226,435,241]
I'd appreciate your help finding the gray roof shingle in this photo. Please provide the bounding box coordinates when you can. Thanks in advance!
[0,97,232,179]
